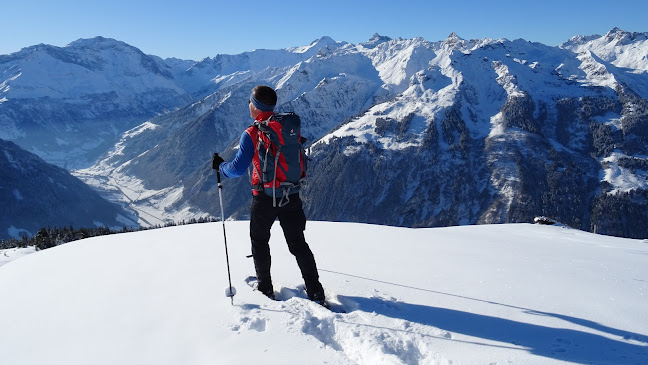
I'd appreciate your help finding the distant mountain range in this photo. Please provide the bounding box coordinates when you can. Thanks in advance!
[1,28,647,239]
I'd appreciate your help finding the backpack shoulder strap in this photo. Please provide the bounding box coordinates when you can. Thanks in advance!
[244,124,264,192]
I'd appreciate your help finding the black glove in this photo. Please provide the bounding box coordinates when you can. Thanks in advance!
[212,153,225,170]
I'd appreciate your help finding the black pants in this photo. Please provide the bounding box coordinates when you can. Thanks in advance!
[250,193,324,299]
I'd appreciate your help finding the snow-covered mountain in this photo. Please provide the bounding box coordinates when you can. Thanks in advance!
[1,222,646,364]
[3,29,648,238]
[0,36,351,169]
[0,138,136,240]
[0,37,196,168]
[562,27,648,75]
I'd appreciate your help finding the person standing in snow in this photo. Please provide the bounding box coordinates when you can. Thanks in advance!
[211,85,326,306]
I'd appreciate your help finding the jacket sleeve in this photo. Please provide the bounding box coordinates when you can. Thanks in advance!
[219,131,254,178]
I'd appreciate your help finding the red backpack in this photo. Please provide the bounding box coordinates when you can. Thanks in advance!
[251,112,307,207]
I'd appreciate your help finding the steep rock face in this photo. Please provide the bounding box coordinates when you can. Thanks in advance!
[0,138,135,239]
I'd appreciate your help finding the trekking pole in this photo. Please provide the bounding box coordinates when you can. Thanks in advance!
[216,167,236,305]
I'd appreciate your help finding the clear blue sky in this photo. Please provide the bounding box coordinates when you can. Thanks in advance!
[2,0,646,60]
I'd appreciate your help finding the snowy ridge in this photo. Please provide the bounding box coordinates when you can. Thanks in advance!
[0,36,194,168]
[562,28,648,73]
[316,34,612,148]
[0,222,646,364]
[562,28,648,98]
[1,37,182,100]
[286,36,344,54]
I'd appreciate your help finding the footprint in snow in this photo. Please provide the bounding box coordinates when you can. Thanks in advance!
[230,309,268,332]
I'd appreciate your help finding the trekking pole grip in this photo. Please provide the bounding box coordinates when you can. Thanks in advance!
[214,153,222,185]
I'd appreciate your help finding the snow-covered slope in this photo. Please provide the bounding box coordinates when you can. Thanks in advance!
[561,28,648,98]
[177,36,348,96]
[0,222,646,364]
[0,138,136,240]
[0,37,193,168]
[0,246,36,267]
[562,27,648,74]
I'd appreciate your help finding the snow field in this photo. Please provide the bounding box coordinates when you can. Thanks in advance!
[0,246,36,268]
[0,221,646,364]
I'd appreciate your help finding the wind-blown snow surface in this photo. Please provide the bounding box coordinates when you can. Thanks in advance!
[0,222,646,364]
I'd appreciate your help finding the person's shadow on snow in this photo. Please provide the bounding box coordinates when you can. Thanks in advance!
[338,295,648,364]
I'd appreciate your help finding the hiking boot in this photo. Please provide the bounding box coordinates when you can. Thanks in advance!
[305,279,325,301]
[256,278,273,297]
[261,289,276,300]
[245,276,275,300]
[312,298,330,309]
[309,291,328,308]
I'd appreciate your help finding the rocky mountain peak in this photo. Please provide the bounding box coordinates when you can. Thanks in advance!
[66,36,135,53]
[361,33,392,49]
[604,27,648,45]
